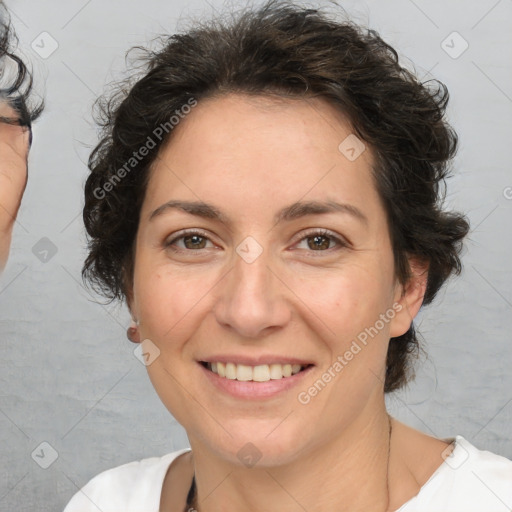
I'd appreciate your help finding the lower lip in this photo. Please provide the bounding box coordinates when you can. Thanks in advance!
[198,362,314,399]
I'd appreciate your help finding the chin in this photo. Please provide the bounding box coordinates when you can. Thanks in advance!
[197,419,314,468]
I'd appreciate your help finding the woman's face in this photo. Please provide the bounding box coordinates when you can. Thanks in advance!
[130,94,419,466]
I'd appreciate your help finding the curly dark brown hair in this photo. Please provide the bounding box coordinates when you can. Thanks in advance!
[0,2,43,128]
[82,0,470,393]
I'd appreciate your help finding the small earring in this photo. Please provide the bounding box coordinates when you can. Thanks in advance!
[126,319,141,344]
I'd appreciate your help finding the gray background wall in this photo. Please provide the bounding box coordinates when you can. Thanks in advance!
[0,0,510,510]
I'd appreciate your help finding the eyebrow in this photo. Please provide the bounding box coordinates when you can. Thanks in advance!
[149,199,368,226]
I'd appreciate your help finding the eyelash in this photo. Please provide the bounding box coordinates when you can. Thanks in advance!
[164,228,348,256]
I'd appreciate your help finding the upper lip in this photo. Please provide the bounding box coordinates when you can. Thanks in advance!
[198,355,314,366]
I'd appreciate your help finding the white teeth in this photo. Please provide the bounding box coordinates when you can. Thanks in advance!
[207,362,306,381]
[236,364,253,381]
[269,363,283,379]
[225,362,237,379]
[253,365,270,382]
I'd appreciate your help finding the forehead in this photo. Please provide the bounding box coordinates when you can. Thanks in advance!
[143,93,381,224]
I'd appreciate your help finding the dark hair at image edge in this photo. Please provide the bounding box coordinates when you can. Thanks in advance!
[82,0,470,393]
[0,2,43,126]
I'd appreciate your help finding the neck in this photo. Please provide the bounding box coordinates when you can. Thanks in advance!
[188,408,395,512]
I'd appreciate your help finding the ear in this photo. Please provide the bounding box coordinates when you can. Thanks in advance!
[126,318,141,343]
[389,256,429,338]
[124,280,141,343]
[123,263,136,317]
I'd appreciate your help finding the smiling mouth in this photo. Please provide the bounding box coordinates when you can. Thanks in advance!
[200,361,313,382]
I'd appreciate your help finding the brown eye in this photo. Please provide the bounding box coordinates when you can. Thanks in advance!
[181,234,208,250]
[294,229,348,254]
[306,234,331,250]
[165,230,214,252]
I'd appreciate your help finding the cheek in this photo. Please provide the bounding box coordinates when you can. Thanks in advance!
[303,259,396,389]
[309,261,394,333]
[133,262,219,344]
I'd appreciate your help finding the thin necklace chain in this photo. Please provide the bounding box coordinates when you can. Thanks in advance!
[184,415,393,512]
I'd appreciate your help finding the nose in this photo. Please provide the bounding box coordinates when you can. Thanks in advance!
[213,243,291,339]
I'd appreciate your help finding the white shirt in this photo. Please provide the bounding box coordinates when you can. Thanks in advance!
[63,436,512,512]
